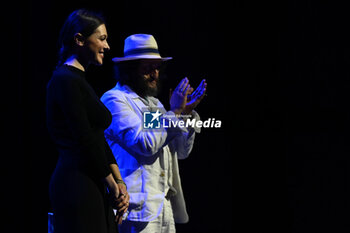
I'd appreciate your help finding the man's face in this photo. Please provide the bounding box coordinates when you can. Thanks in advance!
[134,59,163,97]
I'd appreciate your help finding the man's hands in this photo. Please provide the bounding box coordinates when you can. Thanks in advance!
[170,77,207,115]
[183,79,207,115]
[170,77,191,115]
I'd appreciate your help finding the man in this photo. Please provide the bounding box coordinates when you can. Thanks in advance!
[101,34,207,232]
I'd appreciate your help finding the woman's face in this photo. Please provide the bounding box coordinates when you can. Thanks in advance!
[84,24,110,66]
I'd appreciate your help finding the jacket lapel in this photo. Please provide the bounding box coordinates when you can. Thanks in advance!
[115,83,164,114]
[116,83,148,113]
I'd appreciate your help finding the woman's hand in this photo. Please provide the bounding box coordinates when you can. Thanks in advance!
[107,164,129,224]
[105,177,126,224]
[107,184,120,210]
[114,183,130,224]
[104,173,127,224]
[104,173,120,203]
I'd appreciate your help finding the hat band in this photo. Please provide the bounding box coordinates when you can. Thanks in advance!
[124,48,160,57]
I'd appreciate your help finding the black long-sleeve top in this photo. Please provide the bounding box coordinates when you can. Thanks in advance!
[46,65,116,179]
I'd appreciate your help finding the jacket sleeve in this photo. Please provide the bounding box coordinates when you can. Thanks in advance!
[169,110,200,159]
[102,93,183,157]
[54,76,112,178]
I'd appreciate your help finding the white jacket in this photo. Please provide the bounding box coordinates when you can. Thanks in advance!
[101,83,199,223]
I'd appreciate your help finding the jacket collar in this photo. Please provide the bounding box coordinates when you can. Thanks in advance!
[114,82,139,98]
[114,82,160,109]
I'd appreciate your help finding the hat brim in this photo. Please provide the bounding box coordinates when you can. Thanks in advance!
[112,55,172,63]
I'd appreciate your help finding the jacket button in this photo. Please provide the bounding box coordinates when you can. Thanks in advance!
[160,171,165,177]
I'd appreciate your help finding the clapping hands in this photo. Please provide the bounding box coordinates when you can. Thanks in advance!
[183,79,207,114]
[170,77,207,115]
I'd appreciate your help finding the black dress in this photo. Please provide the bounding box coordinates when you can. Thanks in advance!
[46,65,117,233]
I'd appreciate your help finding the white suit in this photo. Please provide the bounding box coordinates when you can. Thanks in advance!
[101,83,200,224]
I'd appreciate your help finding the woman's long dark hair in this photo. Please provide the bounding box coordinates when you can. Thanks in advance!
[57,9,105,67]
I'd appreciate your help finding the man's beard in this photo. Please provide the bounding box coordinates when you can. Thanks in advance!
[132,75,161,97]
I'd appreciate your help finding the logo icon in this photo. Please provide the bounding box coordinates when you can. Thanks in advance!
[143,110,162,129]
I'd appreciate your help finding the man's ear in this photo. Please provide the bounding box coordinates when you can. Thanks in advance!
[74,33,85,46]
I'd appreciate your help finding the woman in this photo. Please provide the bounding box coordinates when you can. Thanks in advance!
[46,9,129,233]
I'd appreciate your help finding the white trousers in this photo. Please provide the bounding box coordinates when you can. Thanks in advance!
[119,198,176,233]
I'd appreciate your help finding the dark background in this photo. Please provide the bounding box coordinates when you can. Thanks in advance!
[10,0,350,233]
[8,0,236,232]
[282,1,350,233]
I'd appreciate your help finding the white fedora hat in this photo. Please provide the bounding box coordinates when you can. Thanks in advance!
[112,34,172,63]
